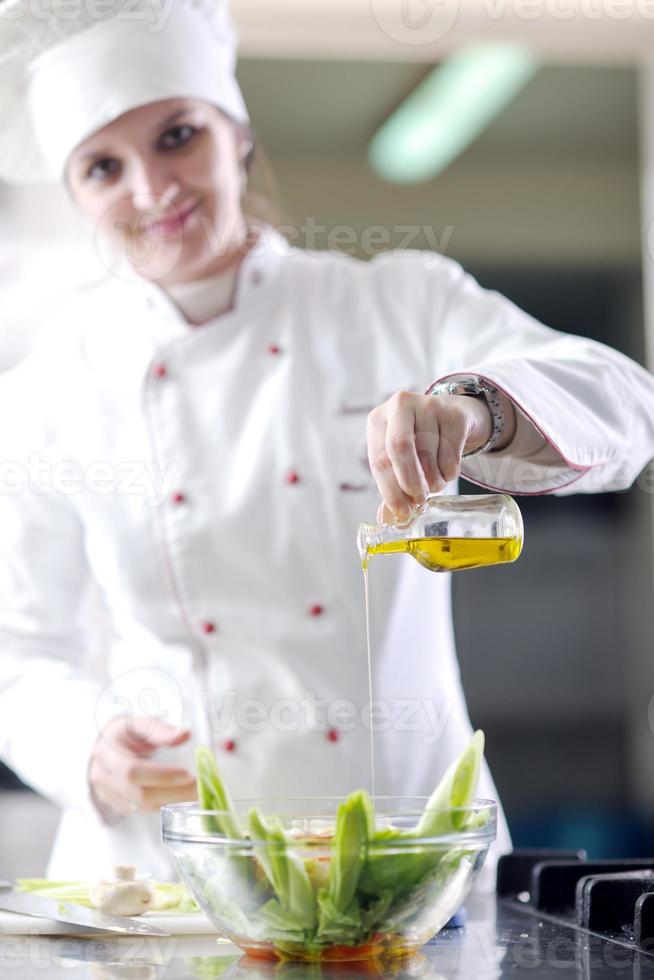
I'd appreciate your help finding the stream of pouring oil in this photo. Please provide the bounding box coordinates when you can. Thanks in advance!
[363,566,376,801]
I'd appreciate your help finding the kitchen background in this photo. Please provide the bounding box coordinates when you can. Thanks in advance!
[2,1,654,876]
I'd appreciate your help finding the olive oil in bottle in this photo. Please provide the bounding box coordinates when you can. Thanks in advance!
[365,535,522,572]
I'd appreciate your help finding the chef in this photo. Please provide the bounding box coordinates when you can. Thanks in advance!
[1,0,654,884]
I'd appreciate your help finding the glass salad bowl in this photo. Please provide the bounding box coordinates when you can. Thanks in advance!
[162,797,496,963]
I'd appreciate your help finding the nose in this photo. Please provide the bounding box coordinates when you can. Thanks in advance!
[129,159,181,213]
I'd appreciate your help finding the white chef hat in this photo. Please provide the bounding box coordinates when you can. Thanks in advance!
[0,0,249,184]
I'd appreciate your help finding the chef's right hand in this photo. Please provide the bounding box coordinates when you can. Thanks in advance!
[89,716,196,820]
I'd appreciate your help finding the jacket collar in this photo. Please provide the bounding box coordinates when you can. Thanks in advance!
[72,225,290,388]
[137,224,289,344]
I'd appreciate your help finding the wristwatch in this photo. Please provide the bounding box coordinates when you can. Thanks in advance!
[426,376,505,459]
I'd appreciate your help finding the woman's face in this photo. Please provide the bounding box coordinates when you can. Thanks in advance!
[67,98,250,285]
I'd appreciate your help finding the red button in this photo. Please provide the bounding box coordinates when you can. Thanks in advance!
[286,471,300,485]
[267,344,282,355]
[223,739,237,753]
[153,363,167,378]
[171,492,186,504]
[309,604,324,617]
[201,621,216,634]
[326,728,340,743]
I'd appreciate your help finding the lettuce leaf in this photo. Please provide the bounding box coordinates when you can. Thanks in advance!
[314,789,375,944]
[248,808,317,934]
[196,746,243,840]
[414,730,485,837]
[323,790,374,911]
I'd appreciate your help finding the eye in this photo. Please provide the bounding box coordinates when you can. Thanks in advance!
[158,124,199,152]
[86,157,121,182]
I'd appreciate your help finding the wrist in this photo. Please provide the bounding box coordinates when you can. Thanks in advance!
[463,393,516,453]
[427,376,516,457]
[461,395,493,454]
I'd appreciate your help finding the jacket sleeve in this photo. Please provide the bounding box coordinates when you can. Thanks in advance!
[0,360,106,813]
[391,252,654,495]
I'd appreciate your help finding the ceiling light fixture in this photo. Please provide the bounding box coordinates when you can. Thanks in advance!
[369,44,539,184]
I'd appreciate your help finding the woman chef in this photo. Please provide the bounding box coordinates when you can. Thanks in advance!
[1,0,654,882]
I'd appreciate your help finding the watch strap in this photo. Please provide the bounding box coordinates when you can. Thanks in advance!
[426,376,505,458]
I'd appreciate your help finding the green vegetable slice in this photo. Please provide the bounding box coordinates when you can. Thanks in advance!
[414,729,485,837]
[324,790,374,911]
[16,879,197,912]
[196,746,242,840]
[248,807,317,934]
[315,789,374,944]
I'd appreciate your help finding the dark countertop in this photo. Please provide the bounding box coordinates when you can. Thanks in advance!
[2,894,653,979]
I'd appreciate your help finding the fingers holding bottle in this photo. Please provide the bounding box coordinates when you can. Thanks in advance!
[367,391,492,521]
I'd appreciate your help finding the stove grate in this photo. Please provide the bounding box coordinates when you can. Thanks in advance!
[498,850,654,952]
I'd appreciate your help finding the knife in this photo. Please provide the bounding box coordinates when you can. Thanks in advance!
[0,883,169,936]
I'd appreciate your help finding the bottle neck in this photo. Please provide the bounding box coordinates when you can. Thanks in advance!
[357,523,383,565]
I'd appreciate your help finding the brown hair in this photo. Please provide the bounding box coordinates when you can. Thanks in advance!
[241,129,283,231]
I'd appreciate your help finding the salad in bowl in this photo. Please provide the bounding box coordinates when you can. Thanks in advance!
[162,731,495,962]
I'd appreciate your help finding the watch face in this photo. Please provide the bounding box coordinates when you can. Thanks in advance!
[427,377,494,398]
[456,382,485,396]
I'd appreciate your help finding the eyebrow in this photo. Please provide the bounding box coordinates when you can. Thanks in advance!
[156,108,193,131]
[77,108,193,162]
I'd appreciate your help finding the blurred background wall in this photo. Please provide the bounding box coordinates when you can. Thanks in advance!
[2,2,654,866]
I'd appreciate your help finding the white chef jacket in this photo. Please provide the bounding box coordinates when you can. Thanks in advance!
[1,228,653,882]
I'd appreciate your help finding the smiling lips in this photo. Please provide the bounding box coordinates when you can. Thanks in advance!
[141,199,200,239]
